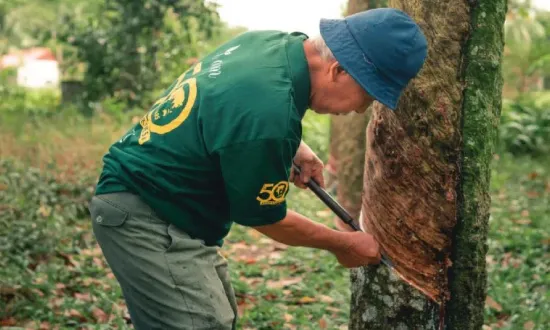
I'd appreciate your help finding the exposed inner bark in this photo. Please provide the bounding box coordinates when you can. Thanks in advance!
[360,0,470,303]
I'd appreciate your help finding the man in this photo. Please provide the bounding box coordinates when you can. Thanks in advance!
[89,7,427,330]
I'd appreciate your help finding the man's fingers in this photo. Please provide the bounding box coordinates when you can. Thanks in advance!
[299,167,311,185]
[313,168,325,189]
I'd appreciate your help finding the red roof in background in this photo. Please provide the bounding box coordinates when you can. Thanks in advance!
[1,47,57,68]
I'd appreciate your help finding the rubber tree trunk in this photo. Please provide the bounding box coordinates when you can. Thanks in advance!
[349,0,507,329]
[328,0,387,227]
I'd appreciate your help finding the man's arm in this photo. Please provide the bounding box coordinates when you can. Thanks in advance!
[252,210,381,268]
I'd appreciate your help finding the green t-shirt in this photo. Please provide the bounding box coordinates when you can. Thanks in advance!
[94,30,311,246]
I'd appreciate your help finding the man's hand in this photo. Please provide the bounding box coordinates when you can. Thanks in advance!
[291,141,325,189]
[253,210,381,268]
[329,231,381,268]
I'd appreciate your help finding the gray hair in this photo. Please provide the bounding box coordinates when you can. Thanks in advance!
[309,34,336,61]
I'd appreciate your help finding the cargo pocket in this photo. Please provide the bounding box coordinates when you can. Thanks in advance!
[89,195,129,228]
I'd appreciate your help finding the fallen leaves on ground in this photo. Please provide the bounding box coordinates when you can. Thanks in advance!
[1,317,17,326]
[319,295,334,303]
[92,307,109,323]
[296,296,316,304]
[266,277,303,289]
[523,321,535,330]
[64,309,86,322]
[319,317,328,329]
[485,296,503,312]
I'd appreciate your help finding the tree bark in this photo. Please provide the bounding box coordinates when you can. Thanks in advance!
[349,0,506,329]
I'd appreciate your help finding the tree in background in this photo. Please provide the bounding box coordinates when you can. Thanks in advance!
[57,0,222,108]
[0,0,230,110]
[349,0,506,329]
[327,0,388,229]
[502,0,550,96]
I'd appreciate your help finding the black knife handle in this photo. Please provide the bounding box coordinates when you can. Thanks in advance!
[292,163,361,232]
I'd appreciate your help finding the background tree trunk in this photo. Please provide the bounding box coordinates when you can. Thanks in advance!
[349,0,507,329]
[328,0,388,228]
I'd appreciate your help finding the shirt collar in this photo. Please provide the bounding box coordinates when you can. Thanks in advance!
[286,32,311,118]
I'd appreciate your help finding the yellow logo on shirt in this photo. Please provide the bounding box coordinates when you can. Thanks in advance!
[139,62,202,145]
[256,181,289,205]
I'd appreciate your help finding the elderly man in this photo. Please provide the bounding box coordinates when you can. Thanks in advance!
[89,7,427,330]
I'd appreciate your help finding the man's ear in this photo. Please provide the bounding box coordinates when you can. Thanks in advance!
[327,61,342,82]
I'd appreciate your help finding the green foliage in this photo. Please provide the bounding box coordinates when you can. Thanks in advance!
[499,98,550,156]
[486,153,550,329]
[301,111,330,163]
[0,159,97,320]
[56,0,222,108]
[0,71,60,115]
[503,3,550,95]
[0,160,93,270]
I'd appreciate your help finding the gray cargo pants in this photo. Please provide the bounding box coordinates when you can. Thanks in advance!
[89,192,238,330]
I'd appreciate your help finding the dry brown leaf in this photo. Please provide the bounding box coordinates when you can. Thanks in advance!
[0,184,7,191]
[48,297,64,309]
[55,283,66,290]
[501,253,512,268]
[319,317,328,329]
[74,292,92,302]
[81,247,102,257]
[319,295,334,303]
[93,257,104,267]
[485,296,502,312]
[482,325,492,330]
[326,306,341,313]
[1,317,17,326]
[266,277,302,289]
[284,313,293,322]
[57,252,80,268]
[246,257,258,264]
[521,210,530,217]
[64,308,87,322]
[526,191,539,198]
[528,172,539,180]
[263,293,278,301]
[523,321,535,330]
[297,296,316,304]
[32,288,44,297]
[268,252,282,261]
[92,307,109,323]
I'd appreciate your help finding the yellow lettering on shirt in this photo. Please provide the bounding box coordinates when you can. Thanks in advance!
[256,181,289,206]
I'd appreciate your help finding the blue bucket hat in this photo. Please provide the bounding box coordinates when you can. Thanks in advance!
[320,8,428,110]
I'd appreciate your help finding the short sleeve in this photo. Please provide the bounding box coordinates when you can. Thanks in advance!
[216,138,299,226]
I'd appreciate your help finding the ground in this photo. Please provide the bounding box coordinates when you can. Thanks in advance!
[0,111,548,330]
